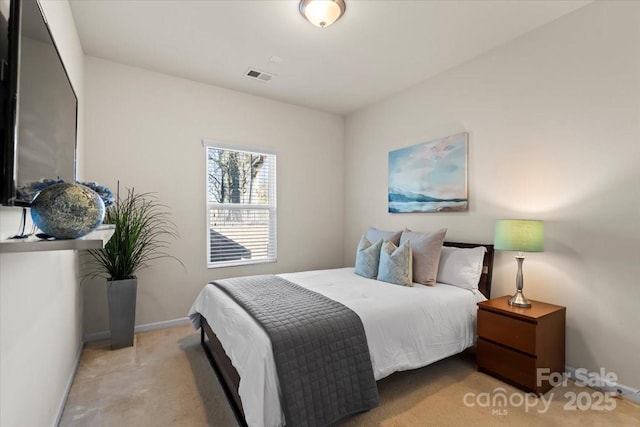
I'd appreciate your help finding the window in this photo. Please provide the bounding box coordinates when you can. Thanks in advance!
[205,142,277,268]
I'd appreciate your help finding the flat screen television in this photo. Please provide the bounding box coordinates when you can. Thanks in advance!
[0,0,78,206]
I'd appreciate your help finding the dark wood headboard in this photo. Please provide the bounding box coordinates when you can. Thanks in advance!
[443,241,494,299]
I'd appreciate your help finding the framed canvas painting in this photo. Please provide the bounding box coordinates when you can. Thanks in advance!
[388,132,468,213]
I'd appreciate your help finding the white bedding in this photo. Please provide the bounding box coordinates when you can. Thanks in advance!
[189,267,486,427]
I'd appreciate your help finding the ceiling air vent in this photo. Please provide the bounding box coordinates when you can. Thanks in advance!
[245,68,275,83]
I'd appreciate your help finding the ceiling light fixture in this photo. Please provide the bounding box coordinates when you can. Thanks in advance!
[299,0,346,28]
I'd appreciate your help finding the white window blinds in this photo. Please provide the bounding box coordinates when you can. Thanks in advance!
[205,143,277,268]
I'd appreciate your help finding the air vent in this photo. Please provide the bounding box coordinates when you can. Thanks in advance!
[245,68,275,83]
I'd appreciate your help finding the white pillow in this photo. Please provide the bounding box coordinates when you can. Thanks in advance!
[436,246,486,290]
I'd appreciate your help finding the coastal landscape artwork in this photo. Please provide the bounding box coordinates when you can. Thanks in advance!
[389,133,468,213]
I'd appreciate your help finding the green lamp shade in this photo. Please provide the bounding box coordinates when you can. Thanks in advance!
[494,219,544,252]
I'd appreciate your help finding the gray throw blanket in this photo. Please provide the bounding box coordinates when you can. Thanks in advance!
[212,275,379,427]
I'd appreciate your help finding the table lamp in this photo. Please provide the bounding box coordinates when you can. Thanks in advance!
[494,219,544,308]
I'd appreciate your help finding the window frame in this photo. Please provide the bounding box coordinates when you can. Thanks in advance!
[203,140,277,269]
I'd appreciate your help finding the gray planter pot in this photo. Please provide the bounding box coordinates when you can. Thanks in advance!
[107,277,137,350]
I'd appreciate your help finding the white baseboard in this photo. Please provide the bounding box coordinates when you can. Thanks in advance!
[135,317,192,333]
[566,365,640,404]
[53,341,85,427]
[83,317,192,342]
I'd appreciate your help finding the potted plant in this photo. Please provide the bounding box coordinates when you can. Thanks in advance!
[86,185,181,349]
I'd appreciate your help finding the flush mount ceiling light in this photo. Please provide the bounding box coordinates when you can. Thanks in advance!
[299,0,346,28]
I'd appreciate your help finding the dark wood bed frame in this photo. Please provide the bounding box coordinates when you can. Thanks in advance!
[200,241,494,427]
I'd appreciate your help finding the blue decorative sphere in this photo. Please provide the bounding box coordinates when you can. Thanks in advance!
[31,183,106,239]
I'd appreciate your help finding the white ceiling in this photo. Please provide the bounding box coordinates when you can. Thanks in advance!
[69,0,590,115]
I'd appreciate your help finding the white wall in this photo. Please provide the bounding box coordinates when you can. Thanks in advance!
[344,1,640,388]
[0,1,85,426]
[82,57,345,334]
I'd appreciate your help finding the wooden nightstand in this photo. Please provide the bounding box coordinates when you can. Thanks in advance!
[476,295,566,394]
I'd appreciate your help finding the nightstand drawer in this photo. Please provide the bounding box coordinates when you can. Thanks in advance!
[477,338,537,391]
[477,309,536,354]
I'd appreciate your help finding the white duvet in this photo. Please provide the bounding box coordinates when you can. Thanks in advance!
[189,267,485,427]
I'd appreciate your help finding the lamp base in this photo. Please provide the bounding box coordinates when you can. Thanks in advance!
[508,292,532,308]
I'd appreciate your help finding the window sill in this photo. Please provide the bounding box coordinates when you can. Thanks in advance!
[208,258,277,269]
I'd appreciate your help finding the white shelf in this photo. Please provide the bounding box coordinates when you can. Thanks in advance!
[0,224,115,253]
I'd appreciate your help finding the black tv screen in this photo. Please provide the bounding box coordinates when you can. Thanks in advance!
[0,0,77,206]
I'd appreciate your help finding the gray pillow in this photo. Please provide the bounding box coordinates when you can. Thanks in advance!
[354,236,383,279]
[400,229,447,286]
[377,240,413,287]
[366,226,402,246]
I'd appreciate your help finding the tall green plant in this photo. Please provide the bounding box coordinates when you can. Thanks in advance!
[87,187,181,280]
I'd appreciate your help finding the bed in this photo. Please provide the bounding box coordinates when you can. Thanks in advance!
[189,241,494,427]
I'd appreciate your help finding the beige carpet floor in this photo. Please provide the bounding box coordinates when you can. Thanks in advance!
[60,325,639,426]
